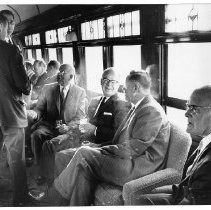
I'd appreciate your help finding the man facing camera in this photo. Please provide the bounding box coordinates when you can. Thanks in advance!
[42,67,131,180]
[30,64,86,168]
[29,70,170,206]
[132,85,211,205]
[0,15,31,206]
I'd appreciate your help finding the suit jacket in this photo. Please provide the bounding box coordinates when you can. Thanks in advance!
[34,82,86,128]
[173,141,211,204]
[0,40,31,128]
[87,94,131,144]
[99,95,170,186]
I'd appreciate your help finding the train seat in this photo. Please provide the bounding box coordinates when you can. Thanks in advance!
[94,123,192,205]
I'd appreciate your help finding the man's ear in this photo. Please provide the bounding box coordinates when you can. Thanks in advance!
[101,78,103,86]
[133,82,141,92]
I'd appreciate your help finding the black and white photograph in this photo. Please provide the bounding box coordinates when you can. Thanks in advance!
[1,0,211,207]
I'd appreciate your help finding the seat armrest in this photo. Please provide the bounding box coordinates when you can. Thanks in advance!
[122,168,181,205]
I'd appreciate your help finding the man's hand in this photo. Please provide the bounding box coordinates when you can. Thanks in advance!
[79,122,96,134]
[58,124,69,134]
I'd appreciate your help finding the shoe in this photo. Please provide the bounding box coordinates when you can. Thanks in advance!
[13,194,36,207]
[28,185,68,206]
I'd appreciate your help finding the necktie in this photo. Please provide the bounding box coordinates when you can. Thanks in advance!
[93,97,106,118]
[60,87,65,105]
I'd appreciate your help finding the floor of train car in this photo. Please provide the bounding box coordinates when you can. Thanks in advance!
[0,147,47,207]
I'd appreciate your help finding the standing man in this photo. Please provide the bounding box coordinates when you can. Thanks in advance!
[30,70,170,206]
[30,64,86,167]
[0,15,31,206]
[0,9,22,51]
[132,85,211,205]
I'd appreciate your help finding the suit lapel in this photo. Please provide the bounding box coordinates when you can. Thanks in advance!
[112,96,150,144]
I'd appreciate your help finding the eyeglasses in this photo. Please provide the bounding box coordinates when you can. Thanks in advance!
[103,78,118,85]
[186,103,211,113]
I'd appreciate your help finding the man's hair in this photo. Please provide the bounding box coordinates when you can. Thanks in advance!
[47,60,60,70]
[0,14,8,27]
[102,67,120,80]
[192,85,211,104]
[59,64,75,75]
[0,10,14,19]
[126,70,151,89]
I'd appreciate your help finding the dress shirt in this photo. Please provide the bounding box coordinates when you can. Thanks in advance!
[60,83,71,100]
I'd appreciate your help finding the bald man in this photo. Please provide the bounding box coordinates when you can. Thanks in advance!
[30,64,86,166]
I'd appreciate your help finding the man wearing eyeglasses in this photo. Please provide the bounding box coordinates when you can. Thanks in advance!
[132,85,211,205]
[41,67,131,183]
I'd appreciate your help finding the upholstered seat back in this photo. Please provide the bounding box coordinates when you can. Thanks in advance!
[165,123,192,174]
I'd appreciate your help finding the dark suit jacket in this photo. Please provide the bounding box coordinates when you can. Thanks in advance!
[173,141,211,204]
[34,82,86,129]
[0,40,31,128]
[87,94,131,144]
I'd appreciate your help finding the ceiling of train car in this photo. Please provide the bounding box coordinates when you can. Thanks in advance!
[0,4,57,24]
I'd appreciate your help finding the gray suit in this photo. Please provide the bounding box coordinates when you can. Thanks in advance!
[0,40,31,204]
[53,95,170,205]
[31,82,86,164]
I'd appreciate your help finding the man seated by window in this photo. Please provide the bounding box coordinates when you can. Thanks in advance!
[29,64,86,184]
[40,67,131,184]
[29,70,170,206]
[132,85,211,205]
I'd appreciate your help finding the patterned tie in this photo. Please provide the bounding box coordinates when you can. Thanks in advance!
[60,87,65,105]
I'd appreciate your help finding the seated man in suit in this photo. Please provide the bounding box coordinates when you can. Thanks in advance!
[41,67,131,181]
[132,85,211,205]
[30,64,86,170]
[29,70,170,206]
[31,59,47,100]
[44,60,60,85]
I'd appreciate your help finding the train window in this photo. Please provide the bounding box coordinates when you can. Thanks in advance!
[166,107,187,131]
[81,18,105,40]
[62,48,73,65]
[113,45,141,84]
[45,30,58,44]
[165,4,211,32]
[27,49,33,61]
[107,10,140,38]
[168,43,211,100]
[48,48,57,61]
[58,26,70,43]
[25,35,33,46]
[85,46,103,93]
[32,33,41,45]
[36,49,42,60]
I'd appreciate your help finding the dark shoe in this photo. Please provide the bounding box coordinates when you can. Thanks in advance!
[13,194,36,207]
[35,176,47,185]
[28,185,68,206]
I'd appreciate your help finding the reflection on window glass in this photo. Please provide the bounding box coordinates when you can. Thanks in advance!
[167,107,187,132]
[113,45,141,84]
[27,49,33,60]
[48,48,57,61]
[36,49,42,60]
[168,43,211,100]
[85,47,103,93]
[62,48,73,65]
[165,4,211,32]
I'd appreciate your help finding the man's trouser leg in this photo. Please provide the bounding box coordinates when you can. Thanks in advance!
[1,126,28,204]
[54,146,103,206]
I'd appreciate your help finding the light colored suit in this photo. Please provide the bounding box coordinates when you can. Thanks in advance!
[54,95,170,205]
[31,82,86,163]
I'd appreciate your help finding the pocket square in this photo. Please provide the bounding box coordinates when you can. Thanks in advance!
[104,112,112,116]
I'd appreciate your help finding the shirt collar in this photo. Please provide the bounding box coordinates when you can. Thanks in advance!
[134,96,145,109]
[199,133,211,154]
[60,82,71,92]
